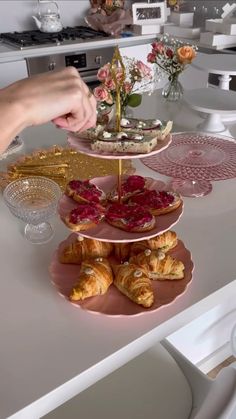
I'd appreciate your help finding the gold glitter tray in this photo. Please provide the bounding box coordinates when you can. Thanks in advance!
[0,146,134,191]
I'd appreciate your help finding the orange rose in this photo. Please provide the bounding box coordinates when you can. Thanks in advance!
[176,46,196,64]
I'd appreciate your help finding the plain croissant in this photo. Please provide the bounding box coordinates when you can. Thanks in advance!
[70,258,113,301]
[129,250,184,280]
[130,230,178,256]
[114,263,154,308]
[113,243,131,262]
[59,237,113,264]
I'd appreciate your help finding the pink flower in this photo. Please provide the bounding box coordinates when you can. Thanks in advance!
[104,78,116,91]
[93,86,113,104]
[97,64,111,82]
[147,52,156,64]
[123,82,132,94]
[166,48,174,59]
[152,41,164,54]
[115,67,125,83]
[136,61,152,79]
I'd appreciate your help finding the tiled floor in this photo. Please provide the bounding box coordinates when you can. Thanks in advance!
[207,356,236,379]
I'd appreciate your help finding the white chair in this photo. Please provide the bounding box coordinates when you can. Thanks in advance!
[44,339,236,419]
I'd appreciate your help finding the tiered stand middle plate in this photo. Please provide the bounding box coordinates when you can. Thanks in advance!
[58,175,183,242]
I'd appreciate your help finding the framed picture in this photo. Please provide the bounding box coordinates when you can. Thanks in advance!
[132,2,167,25]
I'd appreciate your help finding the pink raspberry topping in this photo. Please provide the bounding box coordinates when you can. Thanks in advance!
[69,204,102,224]
[122,175,146,193]
[68,180,103,203]
[106,203,153,230]
[130,190,174,209]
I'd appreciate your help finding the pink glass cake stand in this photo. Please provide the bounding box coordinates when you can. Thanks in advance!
[141,132,236,198]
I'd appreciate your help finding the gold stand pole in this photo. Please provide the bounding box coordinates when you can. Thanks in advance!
[110,47,125,203]
[111,46,126,134]
[118,158,122,204]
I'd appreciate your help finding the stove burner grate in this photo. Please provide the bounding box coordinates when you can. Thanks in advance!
[0,26,109,48]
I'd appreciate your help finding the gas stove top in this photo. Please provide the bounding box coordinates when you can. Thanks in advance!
[0,26,110,50]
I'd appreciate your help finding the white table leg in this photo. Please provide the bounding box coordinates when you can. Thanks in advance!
[218,75,236,123]
[198,113,226,133]
[218,74,232,90]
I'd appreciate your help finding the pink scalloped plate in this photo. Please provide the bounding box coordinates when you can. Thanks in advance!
[58,176,183,243]
[49,234,194,317]
[141,132,236,181]
[67,133,172,160]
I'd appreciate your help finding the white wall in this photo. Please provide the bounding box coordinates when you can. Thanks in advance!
[0,1,132,33]
[0,1,90,32]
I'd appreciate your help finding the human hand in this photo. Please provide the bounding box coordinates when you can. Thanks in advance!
[3,67,97,132]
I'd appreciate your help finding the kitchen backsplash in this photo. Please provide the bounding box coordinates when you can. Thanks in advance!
[0,1,91,32]
[0,1,129,33]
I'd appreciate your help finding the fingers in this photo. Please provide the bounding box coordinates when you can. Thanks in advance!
[52,68,97,131]
[53,92,97,132]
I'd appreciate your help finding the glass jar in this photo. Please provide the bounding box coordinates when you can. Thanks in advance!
[162,74,183,102]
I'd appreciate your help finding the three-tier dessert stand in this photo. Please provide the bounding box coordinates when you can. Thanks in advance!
[49,131,194,316]
[49,47,194,316]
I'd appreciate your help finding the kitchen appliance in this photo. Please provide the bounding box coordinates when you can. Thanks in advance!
[0,26,114,86]
[0,26,109,49]
[26,46,114,86]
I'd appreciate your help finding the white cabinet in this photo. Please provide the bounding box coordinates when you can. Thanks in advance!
[0,59,28,88]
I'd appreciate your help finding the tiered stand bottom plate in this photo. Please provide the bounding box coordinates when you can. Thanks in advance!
[49,233,194,317]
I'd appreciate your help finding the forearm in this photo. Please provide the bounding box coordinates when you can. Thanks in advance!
[0,68,96,155]
[0,86,28,154]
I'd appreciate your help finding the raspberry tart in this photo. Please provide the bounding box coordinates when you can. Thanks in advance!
[107,175,147,203]
[63,204,105,232]
[129,189,182,216]
[65,179,106,204]
[105,203,155,233]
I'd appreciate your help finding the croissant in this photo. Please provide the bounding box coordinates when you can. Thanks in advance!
[59,237,113,264]
[70,258,113,301]
[129,250,184,280]
[113,243,131,262]
[114,263,154,308]
[130,231,178,256]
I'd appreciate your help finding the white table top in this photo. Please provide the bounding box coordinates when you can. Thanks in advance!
[192,53,236,75]
[184,88,236,114]
[1,92,236,419]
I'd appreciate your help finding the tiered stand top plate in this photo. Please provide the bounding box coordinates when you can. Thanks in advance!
[67,133,172,160]
[58,176,183,243]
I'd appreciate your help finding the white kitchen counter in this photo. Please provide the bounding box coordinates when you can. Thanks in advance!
[0,34,156,63]
[1,92,236,419]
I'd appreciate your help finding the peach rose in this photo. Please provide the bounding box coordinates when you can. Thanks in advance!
[176,46,196,64]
